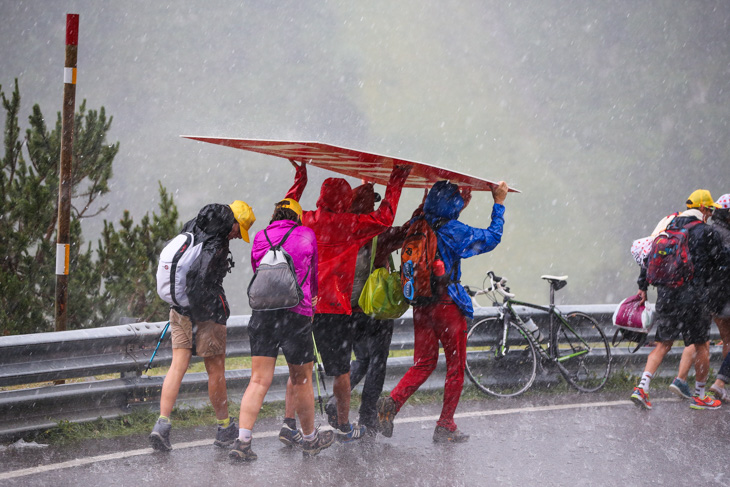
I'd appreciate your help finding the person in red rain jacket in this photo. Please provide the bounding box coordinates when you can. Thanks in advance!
[284,161,410,441]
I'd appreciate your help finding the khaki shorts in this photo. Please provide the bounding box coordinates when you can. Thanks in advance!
[169,309,227,357]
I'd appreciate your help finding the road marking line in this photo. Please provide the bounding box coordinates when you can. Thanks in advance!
[397,398,679,424]
[0,397,679,480]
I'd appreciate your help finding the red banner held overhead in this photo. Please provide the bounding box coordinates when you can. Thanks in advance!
[182,136,519,193]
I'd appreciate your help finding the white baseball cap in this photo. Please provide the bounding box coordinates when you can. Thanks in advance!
[716,193,730,210]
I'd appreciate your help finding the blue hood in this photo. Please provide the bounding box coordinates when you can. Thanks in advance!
[423,181,463,222]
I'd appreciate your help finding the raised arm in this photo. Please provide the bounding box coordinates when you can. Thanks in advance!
[446,183,507,259]
[350,165,411,239]
[382,164,412,213]
[285,160,308,201]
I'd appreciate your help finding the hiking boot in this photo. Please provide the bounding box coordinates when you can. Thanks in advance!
[630,387,652,410]
[709,386,728,403]
[433,426,470,443]
[302,430,335,457]
[149,418,172,452]
[376,396,398,438]
[689,393,722,410]
[278,424,303,447]
[669,378,692,399]
[325,395,339,429]
[214,417,238,447]
[229,438,258,461]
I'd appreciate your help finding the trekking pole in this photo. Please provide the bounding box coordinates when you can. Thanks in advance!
[311,333,328,415]
[144,321,170,374]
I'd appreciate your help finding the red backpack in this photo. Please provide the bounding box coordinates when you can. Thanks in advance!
[646,220,702,288]
[401,217,440,305]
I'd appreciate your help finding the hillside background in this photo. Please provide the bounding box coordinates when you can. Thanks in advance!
[2,0,728,319]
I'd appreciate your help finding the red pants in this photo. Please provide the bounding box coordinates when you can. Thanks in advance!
[390,297,467,431]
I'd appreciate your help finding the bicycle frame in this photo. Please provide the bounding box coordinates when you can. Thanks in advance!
[501,299,593,364]
[474,273,593,366]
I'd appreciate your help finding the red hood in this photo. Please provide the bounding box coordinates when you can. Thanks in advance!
[350,183,377,214]
[316,178,353,213]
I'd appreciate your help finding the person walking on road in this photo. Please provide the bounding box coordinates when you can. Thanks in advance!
[149,201,256,451]
[283,161,410,442]
[377,180,508,443]
[325,183,414,434]
[667,192,730,400]
[630,189,725,410]
[229,199,335,460]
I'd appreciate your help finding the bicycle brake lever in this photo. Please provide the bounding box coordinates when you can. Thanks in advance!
[487,271,501,282]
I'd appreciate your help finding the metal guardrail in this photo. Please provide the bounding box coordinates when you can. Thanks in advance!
[0,305,614,386]
[0,305,724,440]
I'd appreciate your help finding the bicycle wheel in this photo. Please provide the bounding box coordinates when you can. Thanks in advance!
[552,312,611,392]
[466,317,537,398]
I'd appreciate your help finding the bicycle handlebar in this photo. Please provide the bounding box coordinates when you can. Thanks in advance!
[487,271,515,299]
[466,272,516,300]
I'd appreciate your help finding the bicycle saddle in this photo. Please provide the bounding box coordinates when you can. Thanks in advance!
[541,275,568,291]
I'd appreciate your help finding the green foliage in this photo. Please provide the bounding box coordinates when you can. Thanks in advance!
[94,184,179,324]
[0,80,178,335]
[0,79,107,334]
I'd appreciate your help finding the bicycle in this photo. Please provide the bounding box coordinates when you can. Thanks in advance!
[464,271,612,398]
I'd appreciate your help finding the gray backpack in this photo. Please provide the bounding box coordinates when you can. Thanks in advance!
[247,226,308,310]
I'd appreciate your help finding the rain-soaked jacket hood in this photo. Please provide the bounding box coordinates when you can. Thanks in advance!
[195,204,236,242]
[423,181,464,223]
[316,178,353,213]
[350,183,378,214]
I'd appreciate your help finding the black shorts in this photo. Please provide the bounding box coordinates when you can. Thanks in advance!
[312,313,356,376]
[248,309,314,365]
[654,304,712,346]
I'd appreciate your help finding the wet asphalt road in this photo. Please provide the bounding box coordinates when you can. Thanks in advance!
[1,390,728,486]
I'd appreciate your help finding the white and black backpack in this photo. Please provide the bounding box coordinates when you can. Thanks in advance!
[156,232,204,308]
[247,226,308,310]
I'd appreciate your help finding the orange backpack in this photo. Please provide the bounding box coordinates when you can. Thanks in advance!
[401,217,440,305]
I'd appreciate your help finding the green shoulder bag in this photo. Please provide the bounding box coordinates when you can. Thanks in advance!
[358,236,410,320]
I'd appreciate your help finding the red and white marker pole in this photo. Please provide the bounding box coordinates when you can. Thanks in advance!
[55,13,79,333]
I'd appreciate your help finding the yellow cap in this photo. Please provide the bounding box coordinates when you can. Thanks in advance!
[686,189,721,209]
[275,198,303,219]
[229,200,256,242]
